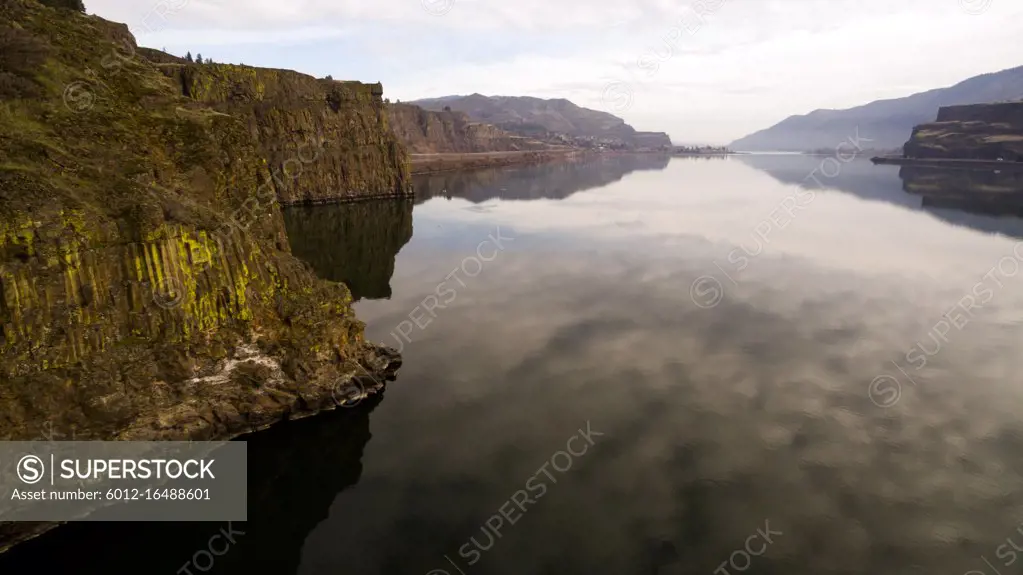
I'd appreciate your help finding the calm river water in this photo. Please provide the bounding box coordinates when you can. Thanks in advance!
[4,154,1023,575]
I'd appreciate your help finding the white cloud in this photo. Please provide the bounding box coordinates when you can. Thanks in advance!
[87,0,1023,143]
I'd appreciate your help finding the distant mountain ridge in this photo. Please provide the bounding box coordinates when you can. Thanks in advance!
[730,65,1023,152]
[410,93,671,150]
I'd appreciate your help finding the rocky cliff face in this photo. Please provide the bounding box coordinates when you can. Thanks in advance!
[150,58,411,203]
[0,0,400,454]
[631,131,672,150]
[903,102,1023,161]
[387,103,548,153]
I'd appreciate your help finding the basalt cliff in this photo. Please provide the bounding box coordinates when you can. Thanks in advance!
[143,50,411,203]
[902,102,1023,162]
[0,0,405,547]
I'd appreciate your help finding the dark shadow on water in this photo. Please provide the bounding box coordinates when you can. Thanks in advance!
[413,153,671,204]
[735,154,1023,239]
[283,201,414,301]
[0,398,383,575]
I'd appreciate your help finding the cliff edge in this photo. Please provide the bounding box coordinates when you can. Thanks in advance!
[0,0,400,483]
[902,102,1023,161]
[146,57,411,203]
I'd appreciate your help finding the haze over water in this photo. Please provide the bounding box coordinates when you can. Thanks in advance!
[4,154,1023,575]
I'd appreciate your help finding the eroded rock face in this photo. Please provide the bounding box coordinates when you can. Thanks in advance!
[151,60,412,204]
[903,102,1023,161]
[0,0,401,449]
[631,132,672,150]
[1,0,405,547]
[0,1,432,557]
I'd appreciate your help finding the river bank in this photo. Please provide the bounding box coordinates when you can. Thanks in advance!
[409,150,583,175]
[871,156,1023,171]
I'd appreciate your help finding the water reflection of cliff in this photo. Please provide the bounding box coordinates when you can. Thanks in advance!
[413,153,671,203]
[283,201,413,301]
[900,166,1023,217]
[735,153,919,207]
[0,401,381,575]
[736,154,1023,239]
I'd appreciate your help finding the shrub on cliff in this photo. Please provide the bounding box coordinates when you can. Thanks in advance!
[38,0,85,11]
[0,25,50,99]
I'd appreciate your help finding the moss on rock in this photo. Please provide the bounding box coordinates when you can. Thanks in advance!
[0,0,402,451]
[903,102,1023,161]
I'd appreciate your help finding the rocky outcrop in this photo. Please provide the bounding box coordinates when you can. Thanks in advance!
[631,131,672,150]
[387,103,549,153]
[903,102,1023,161]
[150,60,411,203]
[0,0,402,551]
[135,46,186,65]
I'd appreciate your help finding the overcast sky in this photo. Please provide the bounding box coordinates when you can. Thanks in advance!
[87,0,1022,144]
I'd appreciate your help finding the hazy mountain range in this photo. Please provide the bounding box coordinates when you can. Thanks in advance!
[729,65,1023,152]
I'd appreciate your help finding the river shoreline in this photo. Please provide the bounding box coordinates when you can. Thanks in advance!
[871,156,1023,171]
[409,150,585,175]
[0,344,402,555]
